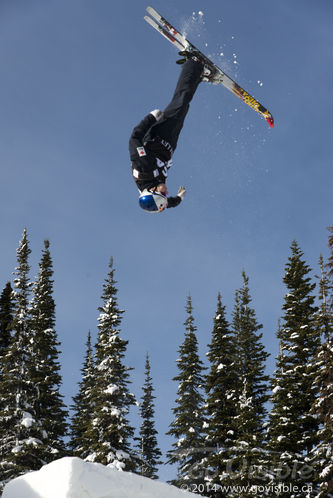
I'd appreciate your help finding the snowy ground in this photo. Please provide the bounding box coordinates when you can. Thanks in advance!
[3,457,205,498]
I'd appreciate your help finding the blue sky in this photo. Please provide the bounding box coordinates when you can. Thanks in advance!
[0,0,332,480]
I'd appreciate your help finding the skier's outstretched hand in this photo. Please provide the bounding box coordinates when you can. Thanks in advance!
[150,109,164,121]
[177,186,186,201]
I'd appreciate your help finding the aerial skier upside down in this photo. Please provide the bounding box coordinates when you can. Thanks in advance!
[129,57,214,213]
[129,6,274,214]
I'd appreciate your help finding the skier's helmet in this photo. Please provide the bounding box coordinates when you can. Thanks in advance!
[139,189,168,213]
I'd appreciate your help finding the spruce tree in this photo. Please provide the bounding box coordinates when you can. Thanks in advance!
[29,239,68,461]
[83,257,136,470]
[267,241,320,497]
[311,250,333,495]
[230,272,270,494]
[0,282,14,491]
[328,226,333,283]
[0,282,14,369]
[0,230,42,489]
[70,331,95,458]
[167,295,206,488]
[136,353,162,479]
[204,293,239,493]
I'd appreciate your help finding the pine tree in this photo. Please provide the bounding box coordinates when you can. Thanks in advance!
[70,331,95,458]
[0,230,42,489]
[230,272,270,494]
[328,226,333,283]
[167,295,206,488]
[29,239,68,461]
[136,353,162,479]
[83,257,136,471]
[0,282,14,491]
[311,248,333,495]
[267,241,320,497]
[0,282,14,369]
[204,293,239,493]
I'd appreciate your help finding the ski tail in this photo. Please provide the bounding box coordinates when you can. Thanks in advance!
[144,15,185,52]
[146,6,187,47]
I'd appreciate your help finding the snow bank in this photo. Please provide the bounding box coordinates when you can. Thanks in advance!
[3,457,204,498]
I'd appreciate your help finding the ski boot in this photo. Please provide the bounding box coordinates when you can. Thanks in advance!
[176,49,200,64]
[176,50,218,84]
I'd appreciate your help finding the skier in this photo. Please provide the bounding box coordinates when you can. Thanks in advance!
[129,57,214,213]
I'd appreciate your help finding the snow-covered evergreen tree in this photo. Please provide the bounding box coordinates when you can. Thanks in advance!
[267,241,320,497]
[328,226,333,283]
[0,230,42,489]
[167,295,206,488]
[29,239,68,461]
[70,331,96,458]
[83,257,137,471]
[136,353,162,479]
[311,250,333,496]
[0,282,14,491]
[230,272,270,494]
[204,293,239,492]
[0,282,14,371]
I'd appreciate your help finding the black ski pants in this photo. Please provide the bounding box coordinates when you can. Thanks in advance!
[144,59,203,152]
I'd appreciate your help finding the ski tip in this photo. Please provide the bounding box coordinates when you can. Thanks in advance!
[266,115,274,128]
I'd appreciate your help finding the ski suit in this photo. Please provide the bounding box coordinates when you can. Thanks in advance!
[129,59,203,208]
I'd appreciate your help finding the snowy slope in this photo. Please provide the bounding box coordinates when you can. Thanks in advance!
[2,457,205,498]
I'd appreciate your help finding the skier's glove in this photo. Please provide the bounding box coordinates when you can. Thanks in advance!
[150,109,164,121]
[177,186,186,201]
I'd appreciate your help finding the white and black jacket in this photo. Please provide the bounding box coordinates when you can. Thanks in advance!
[129,113,181,209]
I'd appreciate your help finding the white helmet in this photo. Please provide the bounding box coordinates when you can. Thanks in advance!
[139,189,168,213]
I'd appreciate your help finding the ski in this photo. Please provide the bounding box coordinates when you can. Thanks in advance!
[145,6,187,48]
[143,15,184,52]
[144,6,274,128]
